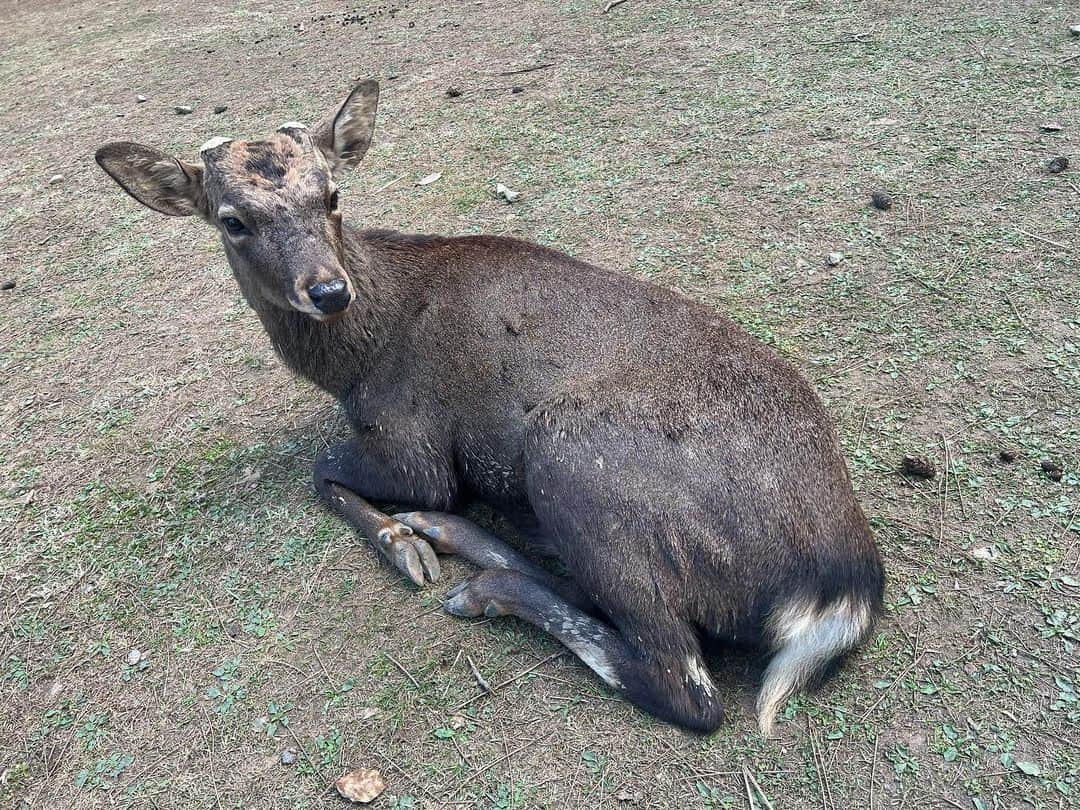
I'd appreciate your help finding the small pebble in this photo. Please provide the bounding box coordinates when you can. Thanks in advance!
[1069,23,1080,37]
[280,749,298,766]
[825,252,844,267]
[495,183,521,203]
[213,105,228,114]
[870,190,892,210]
[1,280,15,291]
[998,448,1018,463]
[1047,156,1069,174]
[1040,122,1063,132]
[174,105,194,115]
[901,454,936,480]
[48,174,63,184]
[126,649,143,666]
[511,85,524,94]
[136,94,148,103]
[446,86,462,98]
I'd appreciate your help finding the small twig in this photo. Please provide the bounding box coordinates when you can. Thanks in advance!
[1015,227,1068,250]
[372,174,406,193]
[807,717,829,810]
[466,655,492,693]
[1060,52,1080,64]
[810,32,871,46]
[1004,296,1036,337]
[453,651,565,710]
[603,0,629,11]
[938,437,950,549]
[496,62,555,76]
[869,734,879,810]
[199,711,225,810]
[859,653,925,722]
[384,652,421,690]
[742,766,776,810]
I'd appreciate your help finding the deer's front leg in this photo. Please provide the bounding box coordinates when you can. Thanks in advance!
[314,439,457,586]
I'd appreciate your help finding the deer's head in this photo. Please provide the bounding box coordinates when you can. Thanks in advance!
[95,81,380,321]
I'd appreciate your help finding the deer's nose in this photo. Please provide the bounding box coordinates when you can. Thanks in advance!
[307,279,351,314]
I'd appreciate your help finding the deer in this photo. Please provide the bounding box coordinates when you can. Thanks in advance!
[95,80,884,736]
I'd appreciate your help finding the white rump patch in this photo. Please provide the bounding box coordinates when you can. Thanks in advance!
[278,121,308,131]
[199,136,233,153]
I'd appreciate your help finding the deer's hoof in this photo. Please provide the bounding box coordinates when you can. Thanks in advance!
[444,579,501,618]
[376,521,441,586]
[392,511,457,554]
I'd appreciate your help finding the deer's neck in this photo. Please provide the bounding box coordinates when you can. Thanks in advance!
[251,230,405,400]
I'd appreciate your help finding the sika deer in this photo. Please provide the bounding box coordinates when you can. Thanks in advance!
[95,81,884,735]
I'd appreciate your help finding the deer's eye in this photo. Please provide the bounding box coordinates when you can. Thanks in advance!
[221,216,247,235]
[328,190,340,211]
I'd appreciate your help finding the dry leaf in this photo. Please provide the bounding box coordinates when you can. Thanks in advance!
[335,768,386,804]
[416,172,442,186]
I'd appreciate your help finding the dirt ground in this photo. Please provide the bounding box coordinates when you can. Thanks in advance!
[1,0,1077,807]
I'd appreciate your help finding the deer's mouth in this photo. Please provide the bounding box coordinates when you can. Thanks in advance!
[289,273,355,321]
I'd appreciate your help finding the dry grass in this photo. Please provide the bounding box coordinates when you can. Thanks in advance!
[1,1,1077,807]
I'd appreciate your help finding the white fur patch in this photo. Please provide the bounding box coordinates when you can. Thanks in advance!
[278,121,307,131]
[756,595,874,736]
[199,136,233,153]
[577,641,622,689]
[686,655,715,696]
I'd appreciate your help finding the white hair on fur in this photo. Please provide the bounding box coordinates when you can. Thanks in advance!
[756,595,874,737]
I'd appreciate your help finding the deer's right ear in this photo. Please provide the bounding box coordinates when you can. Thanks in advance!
[95,142,205,217]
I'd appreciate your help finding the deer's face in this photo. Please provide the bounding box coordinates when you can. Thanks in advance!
[95,81,380,322]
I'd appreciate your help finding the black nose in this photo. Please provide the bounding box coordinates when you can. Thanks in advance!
[307,279,351,314]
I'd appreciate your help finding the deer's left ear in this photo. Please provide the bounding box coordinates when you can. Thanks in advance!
[313,80,379,172]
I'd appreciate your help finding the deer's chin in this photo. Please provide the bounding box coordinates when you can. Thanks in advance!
[309,307,350,324]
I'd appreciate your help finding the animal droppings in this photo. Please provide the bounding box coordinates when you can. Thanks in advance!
[1,280,16,291]
[825,252,844,267]
[998,448,1018,463]
[136,94,148,103]
[213,105,228,114]
[901,454,936,479]
[174,105,194,115]
[1047,156,1069,173]
[870,190,892,210]
[446,86,462,98]
[1040,459,1063,481]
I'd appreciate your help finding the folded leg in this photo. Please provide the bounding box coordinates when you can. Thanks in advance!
[445,569,724,733]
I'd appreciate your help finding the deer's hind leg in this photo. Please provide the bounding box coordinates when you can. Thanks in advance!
[445,568,724,733]
[393,511,593,610]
